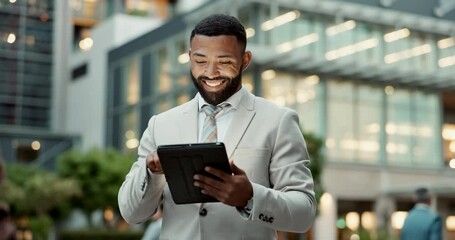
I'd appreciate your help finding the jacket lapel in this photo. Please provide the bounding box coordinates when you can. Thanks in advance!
[179,97,199,143]
[223,91,256,159]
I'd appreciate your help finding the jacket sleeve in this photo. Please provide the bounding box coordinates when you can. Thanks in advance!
[247,109,317,232]
[429,215,442,240]
[118,116,166,224]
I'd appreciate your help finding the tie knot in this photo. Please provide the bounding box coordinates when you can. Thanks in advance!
[202,103,231,118]
[202,105,221,118]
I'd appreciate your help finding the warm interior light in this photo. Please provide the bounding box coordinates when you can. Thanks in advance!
[261,11,300,31]
[438,55,455,68]
[125,138,139,149]
[246,27,255,38]
[326,20,356,36]
[7,33,16,44]
[361,211,377,231]
[446,216,455,230]
[325,38,378,61]
[320,192,334,213]
[31,141,41,151]
[384,85,395,95]
[384,44,432,64]
[449,159,455,169]
[178,53,189,64]
[391,211,408,229]
[261,69,276,80]
[384,28,410,42]
[346,212,360,231]
[79,37,93,51]
[438,37,455,49]
[443,125,455,140]
[276,33,319,53]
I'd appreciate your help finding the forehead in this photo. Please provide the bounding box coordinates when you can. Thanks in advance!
[190,35,242,56]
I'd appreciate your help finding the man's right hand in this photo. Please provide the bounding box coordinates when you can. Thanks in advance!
[146,151,163,174]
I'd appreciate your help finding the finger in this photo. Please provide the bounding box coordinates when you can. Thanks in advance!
[205,166,231,181]
[194,174,224,190]
[146,152,163,173]
[194,180,229,200]
[230,162,245,175]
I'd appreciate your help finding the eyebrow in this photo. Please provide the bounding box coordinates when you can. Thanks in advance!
[192,53,235,59]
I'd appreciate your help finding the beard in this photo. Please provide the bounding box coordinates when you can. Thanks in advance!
[191,70,242,105]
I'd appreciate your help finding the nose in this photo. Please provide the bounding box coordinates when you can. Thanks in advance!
[204,62,220,79]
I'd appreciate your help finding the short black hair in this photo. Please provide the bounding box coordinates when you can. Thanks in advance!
[190,14,247,51]
[415,187,430,203]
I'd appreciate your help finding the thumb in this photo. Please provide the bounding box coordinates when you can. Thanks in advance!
[230,160,244,175]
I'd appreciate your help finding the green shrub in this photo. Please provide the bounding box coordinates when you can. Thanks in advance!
[58,230,144,240]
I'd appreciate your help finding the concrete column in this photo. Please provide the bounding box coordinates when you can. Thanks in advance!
[313,193,337,240]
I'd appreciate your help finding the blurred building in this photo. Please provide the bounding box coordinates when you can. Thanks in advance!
[2,0,455,239]
[0,0,179,168]
[0,0,79,168]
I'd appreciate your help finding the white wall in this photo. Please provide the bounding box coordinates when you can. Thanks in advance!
[66,14,161,151]
[175,0,210,14]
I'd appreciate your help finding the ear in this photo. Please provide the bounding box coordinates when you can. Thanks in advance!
[241,51,253,71]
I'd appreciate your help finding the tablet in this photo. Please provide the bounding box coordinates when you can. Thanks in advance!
[157,142,232,204]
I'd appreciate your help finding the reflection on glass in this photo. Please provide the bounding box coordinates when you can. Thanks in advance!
[124,108,138,150]
[126,57,139,105]
[261,71,320,134]
[386,89,411,165]
[158,47,171,93]
[327,81,381,163]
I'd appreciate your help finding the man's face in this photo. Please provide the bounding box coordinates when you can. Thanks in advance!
[189,35,251,105]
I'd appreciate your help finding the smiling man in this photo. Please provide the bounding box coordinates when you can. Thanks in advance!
[118,14,316,240]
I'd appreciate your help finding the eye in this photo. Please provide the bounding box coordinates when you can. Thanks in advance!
[220,61,232,65]
[195,60,206,64]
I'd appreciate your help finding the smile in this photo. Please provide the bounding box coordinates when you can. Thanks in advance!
[203,80,225,87]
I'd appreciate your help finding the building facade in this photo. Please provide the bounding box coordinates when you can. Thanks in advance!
[0,0,79,168]
[105,0,455,239]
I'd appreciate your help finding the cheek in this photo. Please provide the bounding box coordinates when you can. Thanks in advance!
[221,65,241,77]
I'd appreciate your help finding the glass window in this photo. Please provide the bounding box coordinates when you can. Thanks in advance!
[386,89,412,165]
[356,85,381,163]
[123,107,139,152]
[383,28,434,72]
[413,91,439,166]
[327,80,355,161]
[125,57,139,105]
[326,81,381,163]
[295,74,321,135]
[261,71,294,107]
[157,47,171,93]
[437,36,455,74]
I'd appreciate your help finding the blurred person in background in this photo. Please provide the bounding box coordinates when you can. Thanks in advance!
[400,187,442,240]
[141,203,162,240]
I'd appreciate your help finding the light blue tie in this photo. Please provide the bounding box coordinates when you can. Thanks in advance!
[201,103,232,142]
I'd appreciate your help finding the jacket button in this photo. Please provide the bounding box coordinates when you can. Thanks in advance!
[199,208,207,216]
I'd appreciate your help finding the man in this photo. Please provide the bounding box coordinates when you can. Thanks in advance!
[400,187,442,240]
[118,14,316,240]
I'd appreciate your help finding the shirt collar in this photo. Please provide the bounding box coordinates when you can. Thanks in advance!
[198,86,247,111]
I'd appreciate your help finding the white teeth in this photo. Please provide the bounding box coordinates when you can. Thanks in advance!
[205,80,222,87]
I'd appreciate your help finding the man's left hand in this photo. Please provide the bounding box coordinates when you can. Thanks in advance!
[193,160,253,207]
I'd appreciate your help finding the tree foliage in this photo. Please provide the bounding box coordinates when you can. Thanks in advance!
[302,131,325,204]
[56,148,134,214]
[0,163,81,217]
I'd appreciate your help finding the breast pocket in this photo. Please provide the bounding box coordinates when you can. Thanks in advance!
[231,148,271,187]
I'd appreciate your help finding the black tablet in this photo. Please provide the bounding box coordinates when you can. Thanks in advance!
[157,142,232,204]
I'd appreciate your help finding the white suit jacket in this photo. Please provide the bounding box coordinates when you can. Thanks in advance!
[118,88,316,240]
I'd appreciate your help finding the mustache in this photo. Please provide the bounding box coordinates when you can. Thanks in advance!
[197,76,231,81]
